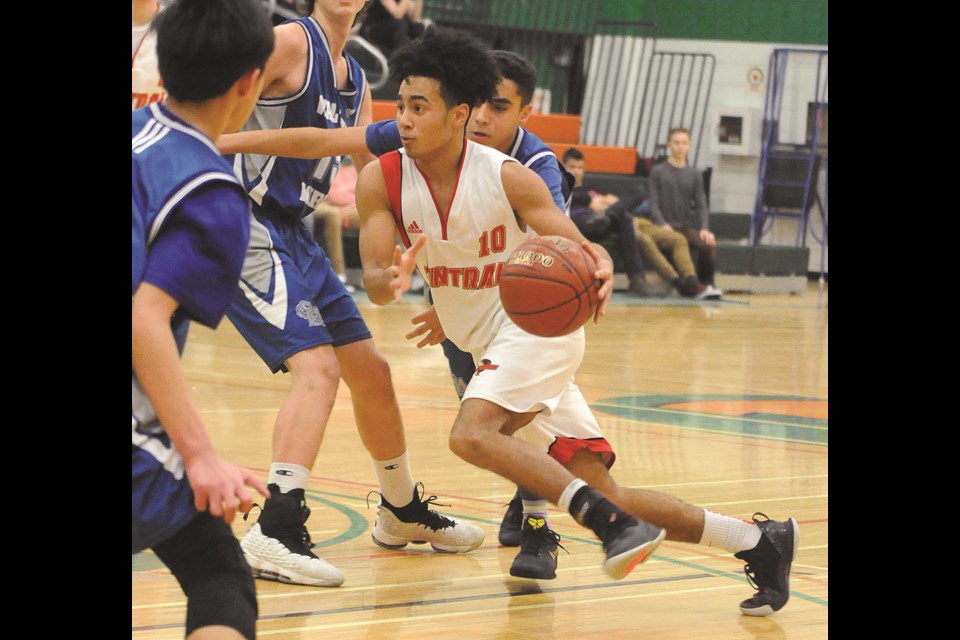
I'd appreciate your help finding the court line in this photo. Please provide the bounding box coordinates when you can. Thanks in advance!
[135,571,826,635]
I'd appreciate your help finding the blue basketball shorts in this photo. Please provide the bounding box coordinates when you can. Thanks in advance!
[226,208,372,373]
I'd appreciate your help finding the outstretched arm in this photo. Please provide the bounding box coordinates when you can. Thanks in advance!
[218,118,402,159]
[355,159,426,304]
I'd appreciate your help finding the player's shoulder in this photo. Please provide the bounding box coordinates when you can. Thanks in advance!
[513,127,555,159]
[469,139,518,165]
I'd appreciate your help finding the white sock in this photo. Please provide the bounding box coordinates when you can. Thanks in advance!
[557,478,588,512]
[699,510,762,552]
[268,462,311,494]
[522,499,550,526]
[374,452,415,507]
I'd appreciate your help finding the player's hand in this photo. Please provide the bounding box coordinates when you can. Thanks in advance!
[700,229,716,247]
[184,452,269,524]
[581,241,615,323]
[389,235,427,303]
[406,306,446,347]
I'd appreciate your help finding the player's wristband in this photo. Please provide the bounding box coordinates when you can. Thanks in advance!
[366,119,402,156]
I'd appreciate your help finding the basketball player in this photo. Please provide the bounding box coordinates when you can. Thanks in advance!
[356,27,799,617]
[132,0,167,109]
[222,0,484,588]
[410,49,573,575]
[221,51,575,578]
[132,1,274,638]
[218,52,569,577]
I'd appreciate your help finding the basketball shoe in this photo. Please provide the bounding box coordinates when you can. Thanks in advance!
[371,482,485,553]
[240,484,345,587]
[509,516,566,580]
[734,513,799,616]
[498,490,524,547]
[570,486,665,580]
[600,517,666,579]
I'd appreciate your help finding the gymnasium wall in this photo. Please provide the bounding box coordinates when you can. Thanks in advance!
[420,1,828,273]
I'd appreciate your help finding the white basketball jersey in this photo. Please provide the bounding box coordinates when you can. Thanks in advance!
[386,142,537,353]
[133,22,166,110]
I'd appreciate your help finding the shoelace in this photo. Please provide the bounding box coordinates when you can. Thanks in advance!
[524,525,568,555]
[409,482,457,531]
[742,562,761,591]
[241,501,316,549]
[242,502,262,523]
[299,504,315,549]
[741,513,775,592]
[365,483,456,531]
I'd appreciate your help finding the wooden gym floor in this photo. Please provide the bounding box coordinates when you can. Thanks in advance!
[132,282,828,639]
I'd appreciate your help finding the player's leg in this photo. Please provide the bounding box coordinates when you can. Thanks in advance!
[225,216,346,587]
[313,202,347,278]
[440,338,476,400]
[452,321,664,580]
[333,318,484,554]
[152,513,258,640]
[429,292,531,549]
[564,448,798,616]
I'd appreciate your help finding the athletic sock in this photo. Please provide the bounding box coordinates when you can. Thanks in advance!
[267,462,310,494]
[699,510,762,552]
[373,452,415,508]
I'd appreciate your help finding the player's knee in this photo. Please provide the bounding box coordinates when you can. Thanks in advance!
[156,515,258,640]
[183,563,257,640]
[449,422,486,464]
[345,347,393,393]
[288,347,341,389]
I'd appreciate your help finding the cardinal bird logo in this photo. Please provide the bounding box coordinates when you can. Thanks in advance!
[474,359,500,375]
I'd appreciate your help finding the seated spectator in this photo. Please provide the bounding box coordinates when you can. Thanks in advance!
[313,157,360,292]
[359,0,428,57]
[646,127,722,298]
[633,205,718,299]
[562,148,667,297]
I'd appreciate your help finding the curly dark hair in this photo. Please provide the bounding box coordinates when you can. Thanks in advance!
[387,26,499,110]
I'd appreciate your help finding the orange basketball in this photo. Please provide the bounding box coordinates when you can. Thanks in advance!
[499,236,600,337]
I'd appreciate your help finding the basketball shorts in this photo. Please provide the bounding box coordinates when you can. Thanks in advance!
[226,208,372,373]
[461,315,615,467]
[132,428,198,554]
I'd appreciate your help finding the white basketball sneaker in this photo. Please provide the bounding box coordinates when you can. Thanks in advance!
[371,483,485,553]
[240,484,344,587]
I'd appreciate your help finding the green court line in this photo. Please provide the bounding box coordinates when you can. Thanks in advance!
[591,394,828,445]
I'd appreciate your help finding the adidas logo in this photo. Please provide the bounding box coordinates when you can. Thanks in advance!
[406,220,423,234]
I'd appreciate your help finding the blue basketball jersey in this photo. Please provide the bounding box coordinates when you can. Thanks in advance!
[132,102,251,553]
[507,127,575,214]
[232,16,368,222]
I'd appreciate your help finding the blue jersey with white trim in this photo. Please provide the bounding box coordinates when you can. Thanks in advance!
[507,127,575,214]
[132,102,250,552]
[232,16,367,221]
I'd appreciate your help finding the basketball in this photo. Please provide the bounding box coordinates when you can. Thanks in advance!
[499,236,601,337]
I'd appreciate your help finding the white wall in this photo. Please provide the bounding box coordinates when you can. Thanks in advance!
[582,37,828,274]
[655,39,828,274]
